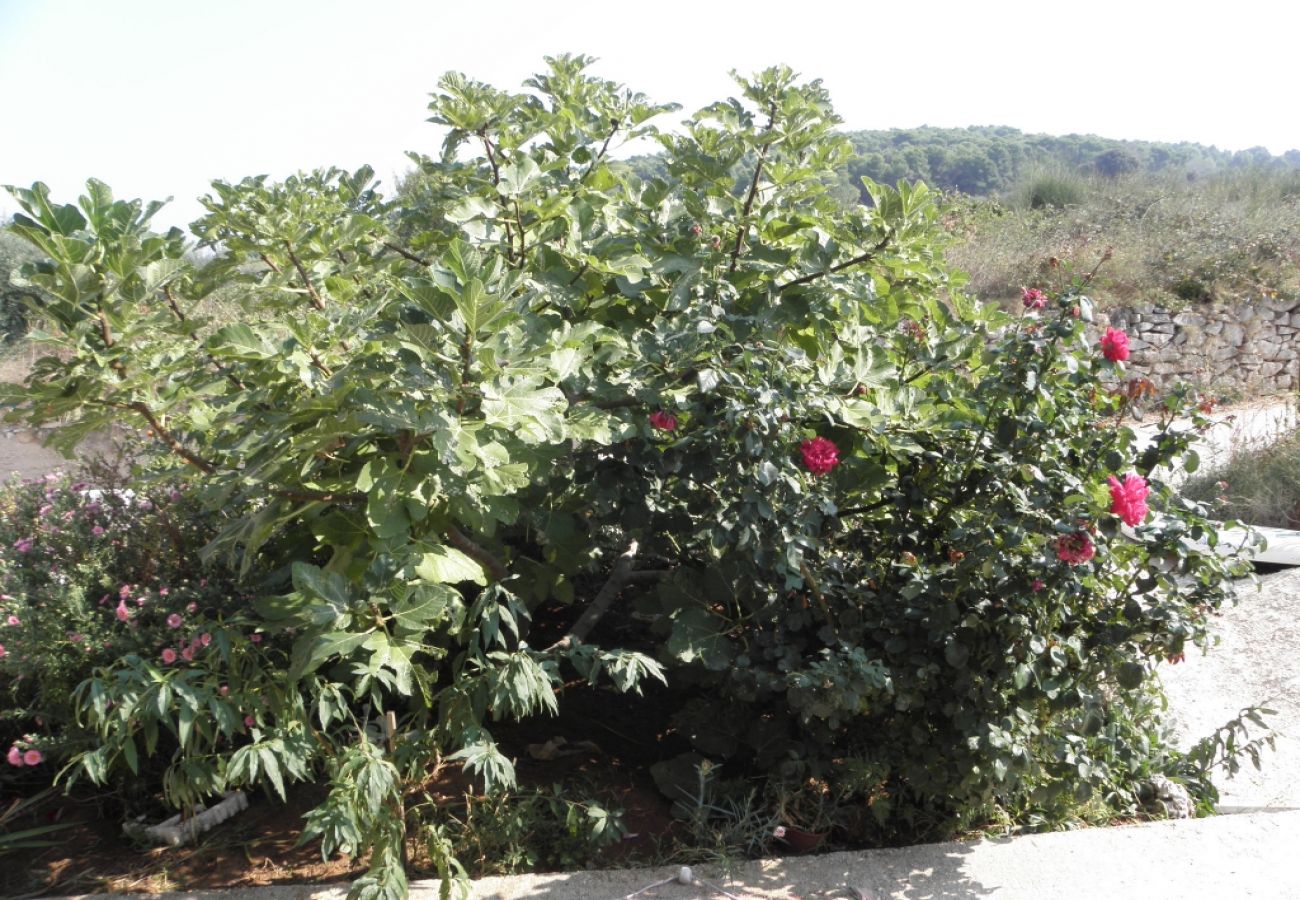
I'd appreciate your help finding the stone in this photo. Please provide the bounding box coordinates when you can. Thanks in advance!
[1173,312,1206,327]
[1222,323,1246,346]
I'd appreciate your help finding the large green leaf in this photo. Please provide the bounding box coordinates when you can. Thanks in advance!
[480,377,566,444]
[415,545,487,586]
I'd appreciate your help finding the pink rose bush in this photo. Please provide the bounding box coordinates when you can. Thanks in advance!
[648,410,678,432]
[1100,327,1131,362]
[1055,532,1096,565]
[1108,473,1150,526]
[799,437,840,475]
[1021,287,1047,310]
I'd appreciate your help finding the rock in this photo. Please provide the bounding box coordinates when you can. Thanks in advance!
[1144,775,1195,819]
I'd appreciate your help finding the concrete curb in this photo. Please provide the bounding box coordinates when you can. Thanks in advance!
[43,809,1300,900]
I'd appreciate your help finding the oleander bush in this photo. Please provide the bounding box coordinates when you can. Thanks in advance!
[0,56,1257,898]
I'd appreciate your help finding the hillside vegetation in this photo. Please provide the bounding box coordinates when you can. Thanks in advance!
[606,126,1300,310]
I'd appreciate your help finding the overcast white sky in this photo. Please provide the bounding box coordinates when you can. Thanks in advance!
[1,0,1295,230]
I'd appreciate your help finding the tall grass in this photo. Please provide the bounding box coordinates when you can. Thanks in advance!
[1183,429,1300,528]
[943,168,1300,309]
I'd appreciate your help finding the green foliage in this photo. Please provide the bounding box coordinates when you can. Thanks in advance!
[0,55,1260,892]
[0,229,45,343]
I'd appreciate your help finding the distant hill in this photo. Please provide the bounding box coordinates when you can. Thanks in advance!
[614,126,1300,201]
[841,125,1300,196]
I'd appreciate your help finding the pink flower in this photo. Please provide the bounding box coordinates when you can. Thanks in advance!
[1031,579,1046,592]
[119,585,131,599]
[1108,473,1150,527]
[772,825,787,839]
[648,410,678,432]
[219,685,230,697]
[186,602,197,614]
[161,647,178,664]
[91,526,105,536]
[12,538,33,553]
[22,749,41,766]
[5,615,18,627]
[249,633,263,644]
[115,599,130,622]
[0,644,6,658]
[6,746,22,767]
[800,437,840,476]
[244,715,256,728]
[1100,327,1130,362]
[159,587,170,597]
[69,633,84,643]
[1055,532,1096,565]
[1021,287,1047,310]
[181,646,195,662]
[166,613,183,629]
[200,633,212,647]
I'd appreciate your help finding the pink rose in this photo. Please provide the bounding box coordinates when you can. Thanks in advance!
[1021,287,1047,310]
[0,644,6,658]
[167,613,183,629]
[181,646,195,662]
[5,615,18,627]
[115,599,130,622]
[22,749,41,766]
[219,685,230,697]
[1100,327,1130,362]
[1108,473,1150,527]
[800,437,840,476]
[244,715,256,728]
[200,633,212,647]
[1031,579,1046,592]
[1055,532,1096,565]
[249,633,262,644]
[161,647,178,665]
[6,746,22,767]
[648,411,678,432]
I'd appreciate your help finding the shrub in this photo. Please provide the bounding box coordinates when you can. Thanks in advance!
[1021,169,1088,209]
[0,471,258,775]
[1,57,1253,897]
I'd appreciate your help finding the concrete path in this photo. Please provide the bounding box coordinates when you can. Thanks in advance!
[51,810,1300,899]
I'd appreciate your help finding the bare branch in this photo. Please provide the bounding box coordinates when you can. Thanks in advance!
[445,525,511,583]
[546,540,639,652]
[381,240,431,267]
[779,234,892,291]
[728,101,778,275]
[283,242,325,311]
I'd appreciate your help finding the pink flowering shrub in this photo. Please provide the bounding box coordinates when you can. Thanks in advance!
[0,472,257,771]
[1108,473,1150,526]
[799,437,840,475]
[1100,326,1131,362]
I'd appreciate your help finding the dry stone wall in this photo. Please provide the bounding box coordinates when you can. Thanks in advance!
[1099,299,1300,398]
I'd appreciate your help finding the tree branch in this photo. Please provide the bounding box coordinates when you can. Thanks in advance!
[127,401,216,474]
[728,101,778,275]
[580,120,619,182]
[779,234,893,291]
[163,285,246,390]
[546,540,639,652]
[283,242,325,311]
[381,240,431,267]
[445,525,510,583]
